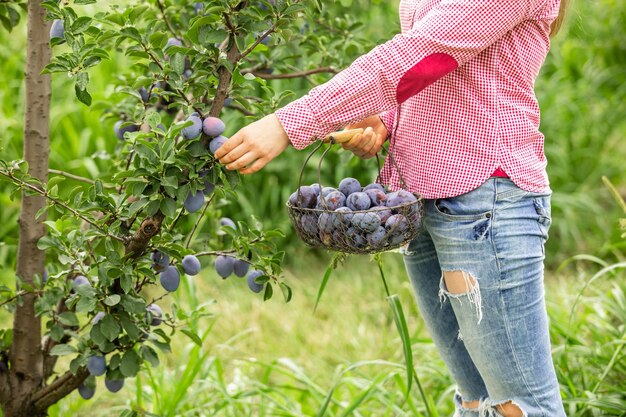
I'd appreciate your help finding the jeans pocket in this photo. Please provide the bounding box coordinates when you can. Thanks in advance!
[533,196,552,241]
[433,198,492,222]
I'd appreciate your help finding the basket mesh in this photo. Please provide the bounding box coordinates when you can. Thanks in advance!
[287,191,423,254]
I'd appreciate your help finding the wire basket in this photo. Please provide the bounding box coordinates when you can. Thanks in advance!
[286,129,424,255]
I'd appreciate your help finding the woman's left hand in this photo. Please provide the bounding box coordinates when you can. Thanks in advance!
[215,113,291,175]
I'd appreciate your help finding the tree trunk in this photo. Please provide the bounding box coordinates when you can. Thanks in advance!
[3,0,51,416]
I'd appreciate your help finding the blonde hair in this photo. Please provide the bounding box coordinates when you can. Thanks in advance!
[550,0,570,37]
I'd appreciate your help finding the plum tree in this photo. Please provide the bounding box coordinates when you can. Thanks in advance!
[182,254,201,275]
[86,356,106,377]
[159,266,180,292]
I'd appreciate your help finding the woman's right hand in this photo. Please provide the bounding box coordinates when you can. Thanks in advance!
[341,115,388,159]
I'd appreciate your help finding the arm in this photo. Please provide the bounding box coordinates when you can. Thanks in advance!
[217,0,543,172]
[277,0,542,149]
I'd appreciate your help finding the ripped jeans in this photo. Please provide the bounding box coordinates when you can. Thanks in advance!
[403,178,566,417]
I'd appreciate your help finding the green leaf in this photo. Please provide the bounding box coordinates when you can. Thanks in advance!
[160,198,177,218]
[50,344,77,356]
[120,349,141,377]
[180,328,202,347]
[279,282,292,302]
[140,345,160,367]
[75,84,92,106]
[71,16,92,33]
[100,314,121,341]
[170,52,186,75]
[58,311,79,327]
[263,282,273,301]
[121,295,146,314]
[104,294,121,306]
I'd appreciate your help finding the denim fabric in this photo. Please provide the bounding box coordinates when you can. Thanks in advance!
[403,178,566,417]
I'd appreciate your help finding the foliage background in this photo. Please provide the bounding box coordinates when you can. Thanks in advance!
[0,0,625,416]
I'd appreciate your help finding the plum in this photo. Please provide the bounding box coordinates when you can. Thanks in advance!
[335,206,353,226]
[363,183,385,193]
[184,190,205,213]
[151,251,170,271]
[233,259,250,277]
[365,189,387,206]
[182,254,201,275]
[346,227,367,248]
[385,214,409,235]
[202,117,226,137]
[146,304,162,326]
[87,356,106,376]
[203,181,215,195]
[105,378,125,393]
[209,135,228,155]
[319,231,334,246]
[318,212,337,233]
[183,69,193,81]
[351,212,381,233]
[165,37,183,48]
[367,226,387,247]
[346,192,371,211]
[310,183,321,196]
[194,2,204,14]
[338,177,361,197]
[389,233,406,246]
[138,87,150,103]
[92,312,105,325]
[332,229,347,246]
[220,217,236,230]
[181,115,203,140]
[319,190,346,210]
[159,265,180,292]
[114,121,139,141]
[300,214,318,236]
[73,275,90,289]
[78,383,95,400]
[42,268,48,284]
[372,207,392,224]
[386,190,417,207]
[215,255,234,279]
[290,186,317,209]
[247,270,265,293]
[320,187,337,198]
[49,19,64,40]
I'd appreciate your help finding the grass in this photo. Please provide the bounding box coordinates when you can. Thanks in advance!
[40,252,625,417]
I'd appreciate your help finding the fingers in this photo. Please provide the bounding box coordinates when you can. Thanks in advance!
[214,131,243,159]
[218,143,248,165]
[240,158,269,175]
[225,151,257,171]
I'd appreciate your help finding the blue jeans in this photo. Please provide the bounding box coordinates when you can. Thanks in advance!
[402,178,566,417]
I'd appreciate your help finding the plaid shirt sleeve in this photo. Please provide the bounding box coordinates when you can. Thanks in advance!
[275,0,544,150]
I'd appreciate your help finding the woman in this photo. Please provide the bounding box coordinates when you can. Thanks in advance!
[215,1,568,415]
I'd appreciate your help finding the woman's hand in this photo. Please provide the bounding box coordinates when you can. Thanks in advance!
[341,115,388,159]
[215,113,290,175]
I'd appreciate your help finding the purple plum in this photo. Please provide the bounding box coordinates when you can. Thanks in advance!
[92,312,105,325]
[247,269,265,293]
[50,19,64,40]
[386,190,418,207]
[182,254,201,275]
[289,186,317,209]
[114,121,139,141]
[165,37,183,48]
[146,304,162,326]
[151,251,170,271]
[363,183,385,193]
[87,356,106,376]
[202,117,226,137]
[233,259,250,277]
[215,255,234,279]
[78,383,95,400]
[300,214,318,236]
[335,206,354,226]
[318,212,337,233]
[346,192,371,211]
[346,227,367,248]
[159,266,180,292]
[73,275,90,289]
[366,226,387,247]
[184,190,205,213]
[209,135,228,155]
[338,177,361,197]
[385,214,409,234]
[372,207,392,223]
[319,190,346,210]
[181,115,203,140]
[220,217,236,230]
[365,189,387,206]
[105,378,125,393]
[351,212,381,233]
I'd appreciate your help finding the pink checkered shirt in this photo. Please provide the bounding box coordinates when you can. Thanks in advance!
[275,0,560,199]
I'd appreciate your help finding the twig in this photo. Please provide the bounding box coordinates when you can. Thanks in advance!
[156,0,178,39]
[0,170,127,244]
[226,102,255,117]
[185,194,214,248]
[245,66,338,79]
[49,169,115,189]
[33,368,89,411]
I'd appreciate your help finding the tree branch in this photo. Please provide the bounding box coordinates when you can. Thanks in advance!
[155,0,178,39]
[32,368,89,411]
[0,169,127,244]
[49,169,115,188]
[124,211,166,257]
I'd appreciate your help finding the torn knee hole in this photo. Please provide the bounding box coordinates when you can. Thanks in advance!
[443,270,478,294]
[496,401,525,417]
[461,399,479,410]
